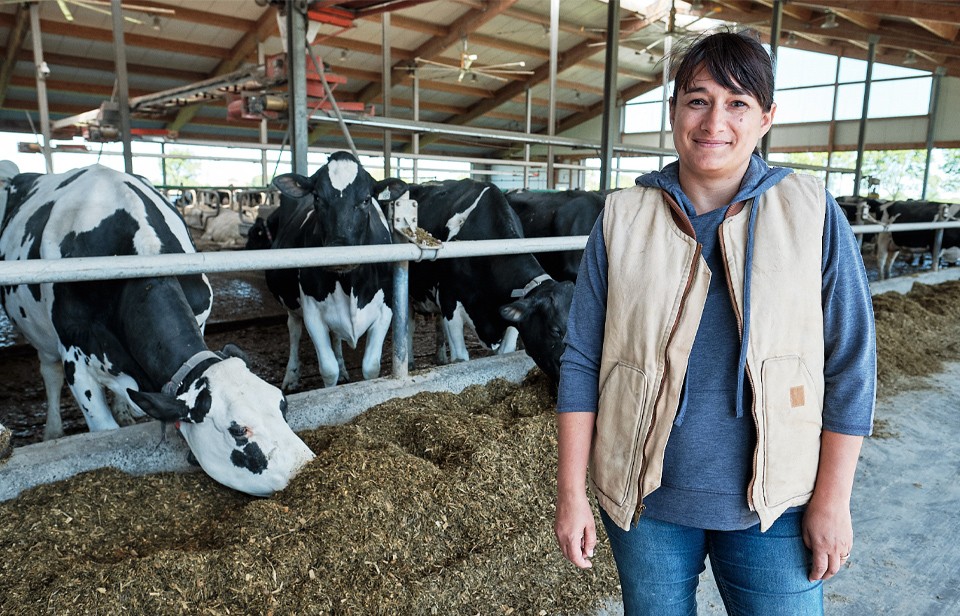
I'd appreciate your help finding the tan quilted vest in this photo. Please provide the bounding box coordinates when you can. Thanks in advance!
[592,174,826,532]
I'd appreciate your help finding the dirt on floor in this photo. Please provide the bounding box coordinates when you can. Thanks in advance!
[1,278,960,615]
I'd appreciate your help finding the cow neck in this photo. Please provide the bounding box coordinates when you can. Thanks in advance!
[161,350,222,397]
[118,277,208,392]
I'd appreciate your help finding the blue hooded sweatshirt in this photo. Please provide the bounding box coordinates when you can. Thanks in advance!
[557,154,876,530]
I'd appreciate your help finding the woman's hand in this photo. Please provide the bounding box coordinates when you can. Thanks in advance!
[555,487,597,568]
[555,411,598,568]
[802,430,863,581]
[802,493,853,581]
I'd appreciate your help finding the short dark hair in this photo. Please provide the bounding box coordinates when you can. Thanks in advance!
[670,29,775,112]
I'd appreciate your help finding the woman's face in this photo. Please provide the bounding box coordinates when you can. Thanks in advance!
[669,66,775,183]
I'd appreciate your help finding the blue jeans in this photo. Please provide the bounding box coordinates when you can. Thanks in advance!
[600,509,823,616]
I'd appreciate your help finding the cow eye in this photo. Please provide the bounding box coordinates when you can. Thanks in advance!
[551,325,562,338]
[360,196,372,208]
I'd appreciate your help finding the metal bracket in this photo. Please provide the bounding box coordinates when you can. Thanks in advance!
[391,194,442,261]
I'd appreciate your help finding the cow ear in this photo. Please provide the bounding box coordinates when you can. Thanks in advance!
[500,299,533,323]
[373,178,410,204]
[220,343,249,365]
[272,174,312,199]
[127,388,190,422]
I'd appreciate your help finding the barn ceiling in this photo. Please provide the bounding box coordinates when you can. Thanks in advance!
[0,0,958,160]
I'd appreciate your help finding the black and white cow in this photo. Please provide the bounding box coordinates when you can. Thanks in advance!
[504,188,604,282]
[0,163,313,496]
[863,199,960,279]
[261,151,405,390]
[407,179,574,386]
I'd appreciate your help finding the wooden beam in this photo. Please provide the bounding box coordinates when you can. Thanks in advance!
[0,5,30,108]
[791,1,960,25]
[910,19,959,42]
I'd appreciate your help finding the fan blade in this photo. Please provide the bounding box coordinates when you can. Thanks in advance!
[56,0,74,21]
[472,61,528,70]
[470,71,509,82]
[473,68,534,75]
[72,0,144,23]
[415,57,460,70]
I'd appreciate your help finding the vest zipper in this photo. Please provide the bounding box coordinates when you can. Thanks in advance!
[632,242,703,527]
[718,218,760,507]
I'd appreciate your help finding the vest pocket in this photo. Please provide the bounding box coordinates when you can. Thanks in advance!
[760,355,822,507]
[591,362,649,507]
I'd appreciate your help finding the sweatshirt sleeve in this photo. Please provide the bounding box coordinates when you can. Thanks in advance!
[821,190,877,435]
[556,214,609,413]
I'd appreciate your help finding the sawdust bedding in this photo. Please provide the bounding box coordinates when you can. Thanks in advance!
[2,281,960,615]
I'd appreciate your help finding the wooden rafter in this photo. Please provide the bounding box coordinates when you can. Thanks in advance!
[0,4,30,108]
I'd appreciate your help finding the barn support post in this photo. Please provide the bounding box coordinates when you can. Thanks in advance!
[286,1,309,176]
[546,0,559,189]
[658,35,673,170]
[599,0,619,192]
[760,0,783,159]
[412,70,420,183]
[110,0,133,174]
[853,35,879,197]
[28,3,53,173]
[391,257,410,379]
[825,55,843,191]
[524,88,532,189]
[921,67,945,200]
[259,42,270,185]
[382,12,392,177]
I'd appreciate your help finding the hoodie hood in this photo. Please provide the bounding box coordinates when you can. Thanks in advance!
[635,153,792,218]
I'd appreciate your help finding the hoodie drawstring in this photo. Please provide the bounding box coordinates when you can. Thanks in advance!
[735,197,760,419]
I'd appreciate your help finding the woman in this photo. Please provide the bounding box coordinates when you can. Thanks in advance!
[554,29,876,615]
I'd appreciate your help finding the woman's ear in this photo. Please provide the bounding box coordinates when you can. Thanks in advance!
[668,96,676,127]
[760,101,777,136]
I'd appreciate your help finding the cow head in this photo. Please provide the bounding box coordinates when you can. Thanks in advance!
[272,152,405,271]
[0,160,20,221]
[128,352,314,497]
[499,278,574,389]
[244,217,273,250]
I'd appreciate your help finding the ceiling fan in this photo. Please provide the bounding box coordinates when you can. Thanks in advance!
[413,38,533,83]
[1,0,176,26]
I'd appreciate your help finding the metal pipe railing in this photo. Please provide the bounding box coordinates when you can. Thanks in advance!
[0,236,590,286]
[3,218,960,286]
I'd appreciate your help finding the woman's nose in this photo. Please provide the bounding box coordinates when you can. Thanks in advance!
[700,106,725,132]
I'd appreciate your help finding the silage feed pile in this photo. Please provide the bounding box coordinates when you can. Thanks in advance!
[0,372,620,615]
[2,279,960,615]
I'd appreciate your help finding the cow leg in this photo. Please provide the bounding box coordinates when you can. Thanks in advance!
[441,305,470,363]
[65,366,120,433]
[496,326,520,355]
[282,312,305,391]
[38,357,66,440]
[333,336,349,384]
[301,303,341,388]
[434,314,450,364]
[360,304,393,381]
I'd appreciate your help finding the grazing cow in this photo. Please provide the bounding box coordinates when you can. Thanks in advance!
[864,199,960,279]
[504,188,604,282]
[407,179,574,386]
[263,151,405,390]
[0,164,313,496]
